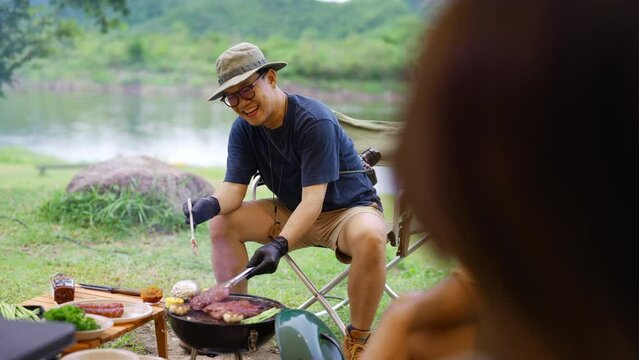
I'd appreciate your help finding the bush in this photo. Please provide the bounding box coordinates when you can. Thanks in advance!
[39,186,182,233]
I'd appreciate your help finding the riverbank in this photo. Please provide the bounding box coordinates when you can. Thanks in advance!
[8,77,405,105]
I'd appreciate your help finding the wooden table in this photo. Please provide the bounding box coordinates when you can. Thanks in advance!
[22,288,168,358]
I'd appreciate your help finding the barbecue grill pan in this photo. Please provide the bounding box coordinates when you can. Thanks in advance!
[168,294,285,354]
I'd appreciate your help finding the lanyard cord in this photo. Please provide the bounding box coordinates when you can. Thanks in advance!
[264,129,285,240]
[263,95,288,240]
[265,132,286,199]
[264,96,287,239]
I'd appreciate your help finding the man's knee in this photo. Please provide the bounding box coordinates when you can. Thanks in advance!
[340,213,386,258]
[348,230,387,264]
[209,214,230,241]
[209,202,276,244]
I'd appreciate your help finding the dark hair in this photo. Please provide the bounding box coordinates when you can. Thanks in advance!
[397,0,639,358]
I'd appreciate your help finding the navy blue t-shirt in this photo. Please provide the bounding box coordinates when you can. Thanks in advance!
[224,94,381,212]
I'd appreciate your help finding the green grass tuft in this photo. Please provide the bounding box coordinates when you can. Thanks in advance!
[39,186,183,233]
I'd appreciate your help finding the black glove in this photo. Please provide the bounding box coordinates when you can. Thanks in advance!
[246,236,289,279]
[182,196,220,227]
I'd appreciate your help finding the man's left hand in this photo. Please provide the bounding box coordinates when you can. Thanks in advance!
[246,236,289,279]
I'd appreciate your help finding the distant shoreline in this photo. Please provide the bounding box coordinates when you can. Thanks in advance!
[9,78,405,104]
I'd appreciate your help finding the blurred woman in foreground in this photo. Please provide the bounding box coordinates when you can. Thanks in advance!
[365,0,639,359]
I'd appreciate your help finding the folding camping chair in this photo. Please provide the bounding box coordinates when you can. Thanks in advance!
[249,111,429,336]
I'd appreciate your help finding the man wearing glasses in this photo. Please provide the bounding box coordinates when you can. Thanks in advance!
[183,42,387,359]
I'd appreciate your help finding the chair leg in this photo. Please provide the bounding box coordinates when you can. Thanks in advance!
[313,297,351,321]
[284,254,348,335]
[298,265,350,309]
[384,284,399,299]
[381,233,430,299]
[296,234,430,311]
[284,233,430,336]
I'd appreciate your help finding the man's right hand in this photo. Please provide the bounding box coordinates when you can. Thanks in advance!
[183,196,221,226]
[245,236,289,279]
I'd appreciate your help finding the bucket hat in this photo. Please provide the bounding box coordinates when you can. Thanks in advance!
[207,42,287,101]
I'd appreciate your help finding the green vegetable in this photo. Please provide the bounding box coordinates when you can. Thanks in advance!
[0,303,41,322]
[240,307,281,324]
[43,305,99,331]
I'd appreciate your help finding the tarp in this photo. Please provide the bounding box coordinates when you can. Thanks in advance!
[333,111,402,166]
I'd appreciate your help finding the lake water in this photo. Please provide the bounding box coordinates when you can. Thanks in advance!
[0,87,400,193]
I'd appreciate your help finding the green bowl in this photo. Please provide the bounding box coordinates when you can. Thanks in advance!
[275,309,344,360]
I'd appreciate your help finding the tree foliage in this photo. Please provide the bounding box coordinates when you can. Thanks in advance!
[124,0,418,40]
[0,0,128,95]
[6,0,441,93]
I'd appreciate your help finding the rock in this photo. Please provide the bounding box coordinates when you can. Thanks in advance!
[66,155,214,212]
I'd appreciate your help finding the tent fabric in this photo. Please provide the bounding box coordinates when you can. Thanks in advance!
[333,111,402,166]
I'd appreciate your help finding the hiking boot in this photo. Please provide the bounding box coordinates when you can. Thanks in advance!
[342,327,371,360]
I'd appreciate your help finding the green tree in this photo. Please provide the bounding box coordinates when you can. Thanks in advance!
[0,0,128,96]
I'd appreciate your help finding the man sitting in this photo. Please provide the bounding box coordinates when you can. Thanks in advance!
[184,42,388,359]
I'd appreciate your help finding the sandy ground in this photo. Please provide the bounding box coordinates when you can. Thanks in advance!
[134,322,281,360]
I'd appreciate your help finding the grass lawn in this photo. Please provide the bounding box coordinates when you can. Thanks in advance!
[0,147,453,349]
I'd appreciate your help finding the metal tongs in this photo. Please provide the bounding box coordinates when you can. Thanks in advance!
[219,267,255,289]
[208,267,255,302]
[187,198,199,256]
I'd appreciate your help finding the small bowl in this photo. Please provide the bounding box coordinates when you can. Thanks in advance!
[74,314,114,341]
[61,349,138,359]
[23,305,45,319]
[140,285,163,305]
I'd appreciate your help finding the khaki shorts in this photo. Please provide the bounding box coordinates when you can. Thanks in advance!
[256,198,384,264]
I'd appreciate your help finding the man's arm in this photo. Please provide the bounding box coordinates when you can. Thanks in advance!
[245,183,327,278]
[214,181,249,215]
[183,181,248,226]
[278,183,327,249]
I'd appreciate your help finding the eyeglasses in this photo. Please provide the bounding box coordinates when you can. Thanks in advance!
[221,72,265,107]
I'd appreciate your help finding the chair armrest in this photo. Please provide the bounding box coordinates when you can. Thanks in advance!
[249,173,264,201]
[392,189,415,258]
